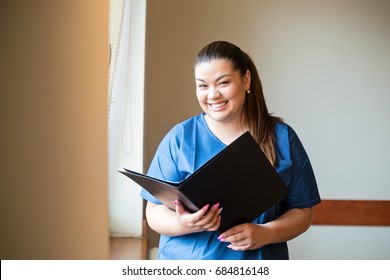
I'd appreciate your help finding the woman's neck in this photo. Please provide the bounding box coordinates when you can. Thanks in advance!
[204,114,249,145]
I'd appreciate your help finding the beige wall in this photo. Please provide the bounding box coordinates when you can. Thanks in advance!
[0,1,109,259]
[144,0,256,172]
[144,0,390,258]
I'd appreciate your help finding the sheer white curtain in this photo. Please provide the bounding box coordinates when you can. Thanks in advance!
[108,0,146,237]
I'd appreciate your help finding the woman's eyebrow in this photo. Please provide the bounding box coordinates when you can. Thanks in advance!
[196,74,232,83]
[215,74,232,82]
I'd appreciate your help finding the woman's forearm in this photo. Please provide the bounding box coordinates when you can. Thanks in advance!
[146,202,188,236]
[145,201,221,237]
[218,207,314,251]
[262,207,314,244]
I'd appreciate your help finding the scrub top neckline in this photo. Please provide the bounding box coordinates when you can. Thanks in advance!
[200,112,227,147]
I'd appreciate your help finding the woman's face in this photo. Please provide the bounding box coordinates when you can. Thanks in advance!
[195,59,250,125]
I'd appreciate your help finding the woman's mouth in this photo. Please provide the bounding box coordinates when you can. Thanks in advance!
[209,101,228,109]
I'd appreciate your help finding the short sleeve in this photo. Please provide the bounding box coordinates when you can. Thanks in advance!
[140,125,185,204]
[283,126,321,210]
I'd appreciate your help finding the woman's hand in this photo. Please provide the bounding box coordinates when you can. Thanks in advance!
[174,200,222,234]
[218,223,268,251]
[218,208,314,251]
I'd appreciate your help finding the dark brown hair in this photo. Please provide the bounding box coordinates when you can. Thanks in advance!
[195,41,282,165]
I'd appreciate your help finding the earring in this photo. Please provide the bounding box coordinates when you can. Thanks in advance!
[247,90,251,94]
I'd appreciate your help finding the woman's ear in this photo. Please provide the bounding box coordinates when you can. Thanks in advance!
[244,69,251,91]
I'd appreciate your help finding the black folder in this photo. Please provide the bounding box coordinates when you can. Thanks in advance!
[120,132,288,232]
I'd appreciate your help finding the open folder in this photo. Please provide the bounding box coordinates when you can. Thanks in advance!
[120,132,288,232]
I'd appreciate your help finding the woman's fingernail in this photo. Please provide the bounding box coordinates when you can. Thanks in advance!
[203,204,209,211]
[213,203,220,209]
[173,200,177,206]
[218,207,223,214]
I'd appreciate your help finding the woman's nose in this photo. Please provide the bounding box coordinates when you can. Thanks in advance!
[208,87,221,99]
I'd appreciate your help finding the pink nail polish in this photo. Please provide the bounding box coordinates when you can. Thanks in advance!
[173,200,177,205]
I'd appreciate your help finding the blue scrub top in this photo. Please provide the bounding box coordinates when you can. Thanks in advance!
[141,113,321,260]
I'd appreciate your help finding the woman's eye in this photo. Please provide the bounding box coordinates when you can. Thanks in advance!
[219,81,229,86]
[197,84,208,89]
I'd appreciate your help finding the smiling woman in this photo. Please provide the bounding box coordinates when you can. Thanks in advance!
[195,59,250,141]
[141,41,320,260]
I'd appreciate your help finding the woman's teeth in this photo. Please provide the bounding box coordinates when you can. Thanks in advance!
[210,101,227,108]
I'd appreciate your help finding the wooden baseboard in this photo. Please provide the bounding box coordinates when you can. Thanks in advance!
[109,219,149,260]
[312,199,390,226]
[109,237,148,260]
